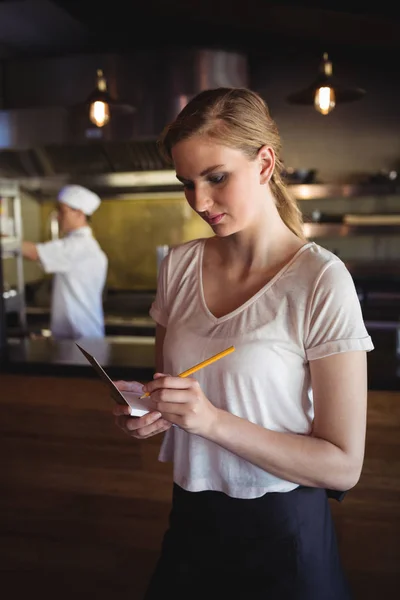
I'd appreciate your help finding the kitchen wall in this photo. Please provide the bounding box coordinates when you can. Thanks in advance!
[250,46,400,183]
[39,193,213,290]
[23,45,400,291]
[35,189,400,292]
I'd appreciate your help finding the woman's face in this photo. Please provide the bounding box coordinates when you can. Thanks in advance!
[171,135,274,237]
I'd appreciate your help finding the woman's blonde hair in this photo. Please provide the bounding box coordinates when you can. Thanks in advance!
[158,87,305,239]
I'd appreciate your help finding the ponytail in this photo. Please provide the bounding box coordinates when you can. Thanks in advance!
[270,172,306,240]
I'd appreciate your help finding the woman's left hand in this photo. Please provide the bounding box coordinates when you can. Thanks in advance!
[141,375,219,437]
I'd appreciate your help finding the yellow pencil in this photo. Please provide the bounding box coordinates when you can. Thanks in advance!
[140,345,235,398]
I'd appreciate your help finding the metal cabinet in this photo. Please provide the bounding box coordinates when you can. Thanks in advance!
[0,179,27,332]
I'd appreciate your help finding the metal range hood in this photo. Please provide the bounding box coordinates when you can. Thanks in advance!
[0,48,248,194]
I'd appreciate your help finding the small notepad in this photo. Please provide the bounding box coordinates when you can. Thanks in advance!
[121,391,150,417]
[75,343,150,417]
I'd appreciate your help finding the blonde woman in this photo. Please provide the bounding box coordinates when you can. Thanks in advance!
[114,88,373,599]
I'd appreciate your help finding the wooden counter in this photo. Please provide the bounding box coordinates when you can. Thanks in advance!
[0,372,171,599]
[1,373,399,599]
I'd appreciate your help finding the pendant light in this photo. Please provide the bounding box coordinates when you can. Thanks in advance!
[88,69,110,127]
[86,69,135,128]
[287,53,365,115]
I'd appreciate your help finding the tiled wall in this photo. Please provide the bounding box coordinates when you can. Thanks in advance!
[35,190,400,291]
[5,189,399,291]
[39,193,213,290]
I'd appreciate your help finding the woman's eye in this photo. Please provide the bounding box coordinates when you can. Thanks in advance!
[183,182,195,190]
[208,174,226,185]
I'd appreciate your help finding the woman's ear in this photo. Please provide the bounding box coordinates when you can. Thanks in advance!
[258,145,275,184]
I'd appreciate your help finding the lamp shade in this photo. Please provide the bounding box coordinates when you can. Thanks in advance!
[287,54,365,108]
[85,84,136,116]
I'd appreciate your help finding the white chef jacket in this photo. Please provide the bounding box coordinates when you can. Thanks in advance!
[36,226,108,340]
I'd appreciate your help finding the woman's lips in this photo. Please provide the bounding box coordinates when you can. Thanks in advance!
[205,213,225,225]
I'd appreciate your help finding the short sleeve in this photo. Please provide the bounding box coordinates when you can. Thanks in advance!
[149,250,170,327]
[36,239,72,274]
[304,261,374,361]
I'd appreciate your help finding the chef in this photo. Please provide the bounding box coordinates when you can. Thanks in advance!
[22,185,108,340]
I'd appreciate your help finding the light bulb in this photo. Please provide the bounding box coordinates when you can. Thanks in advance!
[89,100,110,127]
[314,86,336,115]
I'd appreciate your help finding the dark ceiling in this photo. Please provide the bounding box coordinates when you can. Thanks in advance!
[0,0,398,186]
[0,0,399,61]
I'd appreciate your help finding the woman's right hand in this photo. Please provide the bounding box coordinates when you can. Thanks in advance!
[112,377,172,440]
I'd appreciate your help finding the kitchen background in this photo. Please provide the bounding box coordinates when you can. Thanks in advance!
[1,0,400,336]
[1,5,400,599]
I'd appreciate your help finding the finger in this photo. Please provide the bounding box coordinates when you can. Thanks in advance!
[115,414,171,439]
[113,380,144,394]
[114,410,161,431]
[112,404,132,416]
[153,372,169,379]
[128,410,163,429]
[150,386,200,407]
[143,375,199,395]
[132,419,173,439]
[155,400,189,416]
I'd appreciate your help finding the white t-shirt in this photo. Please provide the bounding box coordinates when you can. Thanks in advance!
[37,226,108,340]
[149,239,374,499]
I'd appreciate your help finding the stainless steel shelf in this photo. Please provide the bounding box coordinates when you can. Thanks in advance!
[291,183,400,200]
[0,180,19,197]
[0,179,26,330]
[303,222,400,237]
[1,236,20,258]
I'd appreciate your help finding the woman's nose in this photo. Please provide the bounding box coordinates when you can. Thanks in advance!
[191,187,213,214]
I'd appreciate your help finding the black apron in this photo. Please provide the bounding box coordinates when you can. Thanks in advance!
[144,483,352,599]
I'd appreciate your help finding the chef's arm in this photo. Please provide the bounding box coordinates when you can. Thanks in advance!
[22,241,39,261]
[22,239,71,273]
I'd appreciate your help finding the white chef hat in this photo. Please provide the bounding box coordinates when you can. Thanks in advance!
[57,185,101,216]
